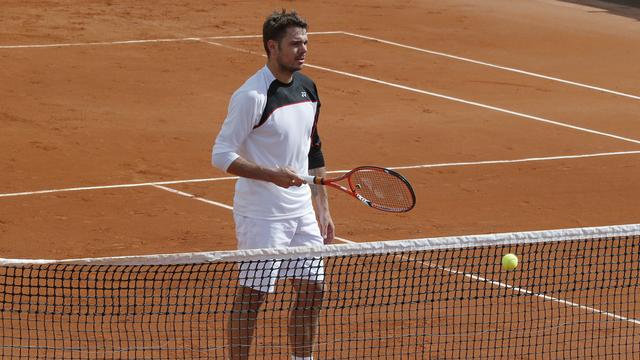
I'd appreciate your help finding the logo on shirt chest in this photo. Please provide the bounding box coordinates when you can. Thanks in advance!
[300,91,307,98]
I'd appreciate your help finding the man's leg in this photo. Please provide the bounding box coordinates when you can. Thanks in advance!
[289,279,324,359]
[228,286,267,360]
[286,212,326,359]
[231,214,290,358]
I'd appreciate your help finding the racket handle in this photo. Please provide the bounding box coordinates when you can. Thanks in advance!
[300,174,322,184]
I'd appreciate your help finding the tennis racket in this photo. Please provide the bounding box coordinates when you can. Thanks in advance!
[300,166,416,213]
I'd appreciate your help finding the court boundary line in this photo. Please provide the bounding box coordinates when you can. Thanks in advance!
[342,31,640,101]
[0,31,341,49]
[148,184,640,327]
[3,30,637,102]
[1,150,639,198]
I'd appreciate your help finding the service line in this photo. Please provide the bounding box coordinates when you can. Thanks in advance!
[1,150,639,198]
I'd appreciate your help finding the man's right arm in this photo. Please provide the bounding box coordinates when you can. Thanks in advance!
[212,90,303,188]
[226,157,304,188]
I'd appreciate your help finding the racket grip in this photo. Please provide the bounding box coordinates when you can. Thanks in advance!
[300,174,320,184]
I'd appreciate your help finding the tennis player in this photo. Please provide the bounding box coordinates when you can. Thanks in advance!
[211,10,334,360]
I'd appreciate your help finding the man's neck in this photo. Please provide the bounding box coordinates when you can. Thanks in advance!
[267,61,293,84]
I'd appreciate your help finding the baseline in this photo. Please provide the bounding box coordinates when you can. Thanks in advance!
[0,31,341,49]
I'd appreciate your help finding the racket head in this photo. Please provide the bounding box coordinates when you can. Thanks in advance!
[346,166,416,212]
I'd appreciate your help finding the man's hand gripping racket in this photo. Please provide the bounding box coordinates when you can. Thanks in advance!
[300,166,416,213]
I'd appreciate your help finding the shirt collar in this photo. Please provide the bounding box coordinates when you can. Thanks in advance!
[263,65,295,87]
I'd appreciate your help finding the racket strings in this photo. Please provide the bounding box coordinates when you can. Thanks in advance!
[350,169,415,212]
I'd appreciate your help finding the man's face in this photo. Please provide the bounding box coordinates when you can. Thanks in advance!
[271,26,308,74]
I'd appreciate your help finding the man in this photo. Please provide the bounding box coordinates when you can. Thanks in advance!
[211,10,334,360]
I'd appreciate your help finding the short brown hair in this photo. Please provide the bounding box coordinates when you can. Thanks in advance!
[262,9,307,57]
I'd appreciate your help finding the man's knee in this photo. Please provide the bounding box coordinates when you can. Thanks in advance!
[234,285,268,310]
[291,279,324,306]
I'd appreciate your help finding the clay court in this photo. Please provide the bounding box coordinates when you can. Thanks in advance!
[2,0,640,257]
[1,0,640,358]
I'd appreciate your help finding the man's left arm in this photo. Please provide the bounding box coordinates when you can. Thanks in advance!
[308,83,334,243]
[309,166,335,244]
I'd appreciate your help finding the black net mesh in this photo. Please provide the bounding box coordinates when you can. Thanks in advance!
[1,231,640,359]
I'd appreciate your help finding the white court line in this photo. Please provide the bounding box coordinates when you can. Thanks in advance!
[152,184,640,327]
[5,30,637,102]
[151,184,233,210]
[2,39,639,197]
[420,256,640,326]
[3,29,637,102]
[1,150,639,198]
[202,31,342,39]
[386,150,640,171]
[305,62,640,145]
[342,31,640,101]
[0,37,200,49]
[0,32,341,49]
[201,39,260,54]
[4,32,639,145]
[201,39,640,146]
[0,176,238,198]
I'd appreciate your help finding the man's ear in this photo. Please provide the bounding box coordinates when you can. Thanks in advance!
[267,39,278,57]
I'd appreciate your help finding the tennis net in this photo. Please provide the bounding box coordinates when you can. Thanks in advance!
[1,224,639,359]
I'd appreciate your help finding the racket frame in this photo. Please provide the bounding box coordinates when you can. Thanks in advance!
[300,166,416,212]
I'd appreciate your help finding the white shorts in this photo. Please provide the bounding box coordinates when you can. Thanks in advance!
[233,211,325,293]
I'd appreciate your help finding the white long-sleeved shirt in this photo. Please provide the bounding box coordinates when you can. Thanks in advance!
[212,66,323,219]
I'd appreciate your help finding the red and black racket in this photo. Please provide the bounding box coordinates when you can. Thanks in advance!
[301,166,416,213]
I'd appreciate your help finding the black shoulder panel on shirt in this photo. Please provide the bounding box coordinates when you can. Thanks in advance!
[308,75,324,169]
[253,72,320,129]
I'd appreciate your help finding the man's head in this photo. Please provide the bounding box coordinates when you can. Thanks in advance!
[263,10,308,75]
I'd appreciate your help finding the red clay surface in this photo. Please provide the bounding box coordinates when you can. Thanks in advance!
[2,1,640,359]
[1,1,640,258]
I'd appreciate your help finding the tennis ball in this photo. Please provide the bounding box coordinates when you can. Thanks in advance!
[501,253,518,271]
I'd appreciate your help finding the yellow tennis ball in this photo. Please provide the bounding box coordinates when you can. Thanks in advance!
[501,253,518,271]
